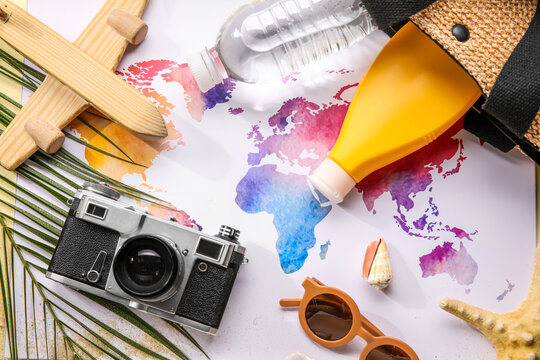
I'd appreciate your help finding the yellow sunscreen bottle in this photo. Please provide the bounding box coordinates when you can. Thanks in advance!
[309,22,482,204]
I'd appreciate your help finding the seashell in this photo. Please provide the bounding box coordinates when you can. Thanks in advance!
[362,238,393,290]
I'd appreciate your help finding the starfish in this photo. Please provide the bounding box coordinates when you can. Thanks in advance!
[440,244,539,360]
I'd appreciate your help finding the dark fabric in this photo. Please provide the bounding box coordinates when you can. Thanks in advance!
[464,102,516,152]
[383,19,410,37]
[483,3,540,137]
[513,137,540,165]
[464,101,540,165]
[465,112,540,165]
[362,0,436,29]
[464,114,515,152]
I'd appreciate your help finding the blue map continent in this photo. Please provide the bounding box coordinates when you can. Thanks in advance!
[235,165,331,273]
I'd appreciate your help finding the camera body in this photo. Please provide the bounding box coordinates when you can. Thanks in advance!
[46,183,246,335]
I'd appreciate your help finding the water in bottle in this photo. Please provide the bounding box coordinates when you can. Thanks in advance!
[187,0,377,92]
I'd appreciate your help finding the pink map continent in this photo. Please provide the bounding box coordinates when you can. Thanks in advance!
[237,81,478,277]
[74,59,480,282]
[419,242,478,285]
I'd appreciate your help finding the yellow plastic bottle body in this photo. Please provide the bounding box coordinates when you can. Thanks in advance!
[329,23,481,187]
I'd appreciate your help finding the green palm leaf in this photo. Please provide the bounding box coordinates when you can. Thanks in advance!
[0,49,209,359]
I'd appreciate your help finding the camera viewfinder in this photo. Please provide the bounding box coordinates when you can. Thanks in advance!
[86,203,108,219]
[195,238,224,261]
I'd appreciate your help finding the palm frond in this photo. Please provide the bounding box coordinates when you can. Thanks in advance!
[0,49,208,359]
[76,116,136,163]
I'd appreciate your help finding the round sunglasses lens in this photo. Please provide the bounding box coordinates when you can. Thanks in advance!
[305,293,353,341]
[366,345,411,360]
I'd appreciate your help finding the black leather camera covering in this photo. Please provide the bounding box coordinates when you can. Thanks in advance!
[177,252,243,329]
[48,200,120,290]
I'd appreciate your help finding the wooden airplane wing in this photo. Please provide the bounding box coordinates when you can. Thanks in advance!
[0,0,152,170]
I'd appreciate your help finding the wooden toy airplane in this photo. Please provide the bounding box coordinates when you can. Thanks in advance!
[0,0,168,170]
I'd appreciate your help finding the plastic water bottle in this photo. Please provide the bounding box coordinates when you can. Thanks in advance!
[187,0,377,92]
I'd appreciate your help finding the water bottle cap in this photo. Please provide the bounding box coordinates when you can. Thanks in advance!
[187,48,225,93]
[309,158,356,204]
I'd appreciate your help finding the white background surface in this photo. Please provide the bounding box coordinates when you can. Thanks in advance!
[11,1,538,359]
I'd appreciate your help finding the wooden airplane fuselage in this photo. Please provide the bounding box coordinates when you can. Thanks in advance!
[0,0,166,170]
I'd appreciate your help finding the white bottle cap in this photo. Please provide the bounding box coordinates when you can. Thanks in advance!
[309,158,356,204]
[186,48,225,93]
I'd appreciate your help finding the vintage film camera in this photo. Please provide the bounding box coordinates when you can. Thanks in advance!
[46,182,246,334]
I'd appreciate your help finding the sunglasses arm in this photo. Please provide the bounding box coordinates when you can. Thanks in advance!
[279,299,302,307]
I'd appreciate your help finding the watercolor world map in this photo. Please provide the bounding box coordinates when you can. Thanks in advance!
[71,59,480,288]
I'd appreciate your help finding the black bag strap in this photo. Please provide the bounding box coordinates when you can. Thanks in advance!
[464,99,516,153]
[464,99,540,165]
[362,0,436,29]
[465,2,540,161]
[482,3,540,138]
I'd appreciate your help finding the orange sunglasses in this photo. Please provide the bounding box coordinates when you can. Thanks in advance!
[280,277,419,360]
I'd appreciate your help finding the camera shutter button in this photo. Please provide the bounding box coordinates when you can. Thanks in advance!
[218,225,240,242]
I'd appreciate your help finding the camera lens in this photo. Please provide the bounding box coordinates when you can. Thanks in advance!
[113,236,181,298]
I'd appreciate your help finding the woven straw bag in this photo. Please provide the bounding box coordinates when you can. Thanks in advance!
[363,0,540,162]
